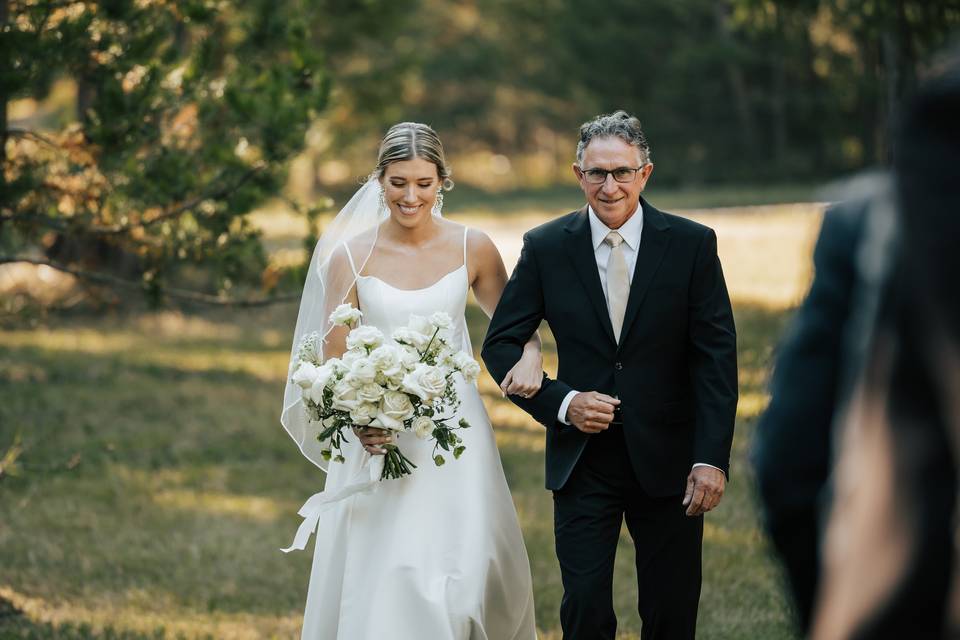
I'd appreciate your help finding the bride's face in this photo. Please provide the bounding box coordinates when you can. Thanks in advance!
[381,158,441,228]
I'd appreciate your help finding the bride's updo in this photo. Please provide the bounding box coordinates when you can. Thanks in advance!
[374,122,454,191]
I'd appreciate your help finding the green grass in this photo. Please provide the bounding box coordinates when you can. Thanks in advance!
[0,206,813,639]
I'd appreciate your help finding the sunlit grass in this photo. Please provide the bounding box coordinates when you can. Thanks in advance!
[0,196,814,639]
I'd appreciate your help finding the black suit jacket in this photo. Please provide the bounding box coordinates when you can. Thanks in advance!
[482,198,738,495]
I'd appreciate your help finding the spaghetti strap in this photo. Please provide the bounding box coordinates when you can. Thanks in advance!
[462,226,469,267]
[342,242,359,277]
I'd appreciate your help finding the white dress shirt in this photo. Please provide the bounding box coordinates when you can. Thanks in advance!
[555,203,720,473]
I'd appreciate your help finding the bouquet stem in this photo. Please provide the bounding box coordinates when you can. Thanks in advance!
[380,443,418,480]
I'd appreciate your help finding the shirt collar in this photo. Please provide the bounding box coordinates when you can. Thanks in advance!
[587,201,644,251]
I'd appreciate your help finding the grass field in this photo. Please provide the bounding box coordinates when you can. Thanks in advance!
[0,189,824,639]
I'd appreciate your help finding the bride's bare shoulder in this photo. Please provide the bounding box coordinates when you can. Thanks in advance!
[463,226,502,268]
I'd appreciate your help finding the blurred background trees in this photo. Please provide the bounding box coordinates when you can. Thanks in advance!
[2,0,958,307]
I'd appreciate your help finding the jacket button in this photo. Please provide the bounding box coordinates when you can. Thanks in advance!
[614,362,623,370]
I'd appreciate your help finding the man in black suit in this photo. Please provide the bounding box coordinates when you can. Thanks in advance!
[482,111,738,640]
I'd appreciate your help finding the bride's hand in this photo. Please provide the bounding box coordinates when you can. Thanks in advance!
[353,426,392,455]
[500,348,543,399]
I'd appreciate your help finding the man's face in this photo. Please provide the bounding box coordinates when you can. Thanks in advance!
[573,136,653,229]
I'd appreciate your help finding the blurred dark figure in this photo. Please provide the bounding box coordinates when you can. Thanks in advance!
[754,45,960,638]
[752,194,872,631]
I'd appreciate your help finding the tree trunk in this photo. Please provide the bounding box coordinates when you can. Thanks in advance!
[1,0,8,182]
[714,0,758,159]
[771,4,788,169]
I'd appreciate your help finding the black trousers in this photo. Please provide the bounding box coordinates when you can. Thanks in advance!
[553,425,703,640]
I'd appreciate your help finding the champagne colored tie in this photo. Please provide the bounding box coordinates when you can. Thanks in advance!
[604,231,630,341]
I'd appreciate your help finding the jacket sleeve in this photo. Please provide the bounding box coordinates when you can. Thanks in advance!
[481,232,573,428]
[687,227,738,476]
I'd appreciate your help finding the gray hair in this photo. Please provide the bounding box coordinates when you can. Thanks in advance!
[576,110,651,167]
[374,122,454,190]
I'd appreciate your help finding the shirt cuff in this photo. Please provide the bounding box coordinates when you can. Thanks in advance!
[692,463,723,473]
[557,390,579,425]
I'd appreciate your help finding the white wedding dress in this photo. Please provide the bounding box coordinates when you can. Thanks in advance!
[295,228,537,639]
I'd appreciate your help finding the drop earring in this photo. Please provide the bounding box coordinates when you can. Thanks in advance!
[432,190,444,216]
[377,185,387,216]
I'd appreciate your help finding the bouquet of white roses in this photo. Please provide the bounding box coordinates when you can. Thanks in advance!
[289,304,481,480]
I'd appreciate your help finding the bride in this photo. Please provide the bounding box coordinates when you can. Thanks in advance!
[280,122,542,639]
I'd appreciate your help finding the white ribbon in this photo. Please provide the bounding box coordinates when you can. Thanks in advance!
[280,454,384,553]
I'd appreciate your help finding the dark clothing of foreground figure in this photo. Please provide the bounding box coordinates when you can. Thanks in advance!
[757,47,960,639]
[753,200,869,631]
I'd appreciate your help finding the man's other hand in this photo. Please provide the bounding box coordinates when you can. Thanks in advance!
[683,465,726,516]
[566,392,620,434]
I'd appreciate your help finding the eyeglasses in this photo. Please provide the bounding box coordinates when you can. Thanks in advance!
[578,166,645,184]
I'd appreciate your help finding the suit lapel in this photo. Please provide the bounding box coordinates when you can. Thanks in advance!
[564,207,617,345]
[619,198,671,348]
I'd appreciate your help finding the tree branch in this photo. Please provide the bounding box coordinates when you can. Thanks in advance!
[0,166,264,235]
[103,166,262,235]
[7,128,59,148]
[0,256,301,307]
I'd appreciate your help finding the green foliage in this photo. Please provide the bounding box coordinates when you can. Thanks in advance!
[1,0,332,304]
[319,0,960,186]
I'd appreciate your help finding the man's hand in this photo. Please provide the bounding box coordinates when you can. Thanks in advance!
[682,465,726,516]
[353,426,392,455]
[566,391,620,434]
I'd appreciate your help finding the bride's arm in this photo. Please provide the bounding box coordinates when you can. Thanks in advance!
[467,228,544,399]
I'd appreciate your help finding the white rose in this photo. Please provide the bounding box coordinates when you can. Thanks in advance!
[304,376,326,405]
[349,402,378,426]
[402,363,448,401]
[291,361,319,389]
[340,349,364,367]
[429,312,452,329]
[397,344,421,368]
[407,314,434,337]
[317,362,336,385]
[348,357,378,385]
[331,378,359,412]
[303,363,335,403]
[326,357,348,375]
[392,327,428,350]
[328,303,362,327]
[412,416,435,440]
[454,352,481,382]
[380,390,415,422]
[369,345,404,378]
[357,382,384,404]
[346,326,385,351]
[383,374,403,391]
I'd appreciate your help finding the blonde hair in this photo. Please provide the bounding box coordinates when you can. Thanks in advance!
[374,122,454,190]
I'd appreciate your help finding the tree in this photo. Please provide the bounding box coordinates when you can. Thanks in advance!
[1,0,329,307]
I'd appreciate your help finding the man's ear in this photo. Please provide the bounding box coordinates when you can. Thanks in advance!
[638,163,654,190]
[571,163,583,183]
